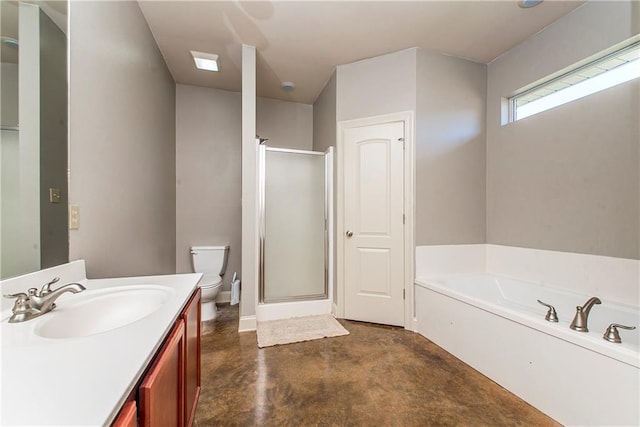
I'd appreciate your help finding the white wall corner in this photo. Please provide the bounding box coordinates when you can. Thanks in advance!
[414,244,639,306]
[486,244,640,306]
[415,244,486,278]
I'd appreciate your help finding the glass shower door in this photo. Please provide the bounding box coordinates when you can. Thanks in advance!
[260,147,328,303]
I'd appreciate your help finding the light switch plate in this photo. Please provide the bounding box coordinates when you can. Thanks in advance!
[69,205,79,230]
[49,188,61,203]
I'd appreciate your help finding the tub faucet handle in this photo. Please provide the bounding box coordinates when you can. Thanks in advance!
[603,323,636,344]
[537,300,559,322]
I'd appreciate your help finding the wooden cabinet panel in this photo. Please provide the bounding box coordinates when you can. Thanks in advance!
[115,288,201,427]
[182,288,201,427]
[139,320,185,427]
[112,401,137,427]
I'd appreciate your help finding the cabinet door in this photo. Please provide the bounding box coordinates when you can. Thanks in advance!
[139,320,185,427]
[112,401,137,427]
[182,288,201,427]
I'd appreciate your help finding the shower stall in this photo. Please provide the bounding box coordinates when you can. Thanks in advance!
[257,145,333,320]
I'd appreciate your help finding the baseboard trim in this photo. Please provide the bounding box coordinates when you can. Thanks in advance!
[408,317,418,333]
[216,291,231,304]
[238,315,257,332]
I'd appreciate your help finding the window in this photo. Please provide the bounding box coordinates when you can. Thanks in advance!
[509,39,640,122]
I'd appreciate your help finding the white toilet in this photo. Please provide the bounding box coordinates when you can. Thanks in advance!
[190,245,229,321]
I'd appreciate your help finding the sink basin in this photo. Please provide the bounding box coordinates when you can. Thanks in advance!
[35,285,174,339]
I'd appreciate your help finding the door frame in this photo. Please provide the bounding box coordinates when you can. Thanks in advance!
[336,111,415,330]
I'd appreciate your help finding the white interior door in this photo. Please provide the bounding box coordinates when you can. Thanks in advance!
[343,121,405,326]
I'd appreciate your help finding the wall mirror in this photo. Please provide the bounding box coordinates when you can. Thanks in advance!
[0,0,68,279]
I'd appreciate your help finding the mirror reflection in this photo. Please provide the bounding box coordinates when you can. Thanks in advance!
[0,0,68,279]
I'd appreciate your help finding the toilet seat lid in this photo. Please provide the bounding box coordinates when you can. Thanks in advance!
[200,274,222,288]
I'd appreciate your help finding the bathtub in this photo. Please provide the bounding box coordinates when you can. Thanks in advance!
[415,274,640,426]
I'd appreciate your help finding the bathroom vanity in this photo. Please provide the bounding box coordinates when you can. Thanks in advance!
[115,287,201,427]
[0,260,202,426]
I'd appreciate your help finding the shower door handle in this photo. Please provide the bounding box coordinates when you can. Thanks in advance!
[345,230,353,238]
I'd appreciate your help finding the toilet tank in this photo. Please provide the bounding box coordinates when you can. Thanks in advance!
[190,246,229,275]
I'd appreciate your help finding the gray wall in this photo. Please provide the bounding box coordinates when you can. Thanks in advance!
[416,50,487,245]
[257,97,313,150]
[0,64,20,278]
[1,64,18,127]
[69,1,177,277]
[39,9,68,269]
[313,72,337,153]
[176,85,241,290]
[312,72,337,301]
[336,49,416,122]
[175,84,314,292]
[336,48,486,248]
[487,1,640,260]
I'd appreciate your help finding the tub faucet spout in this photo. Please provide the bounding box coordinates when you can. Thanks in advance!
[570,297,601,332]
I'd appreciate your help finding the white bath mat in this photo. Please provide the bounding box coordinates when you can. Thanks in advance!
[257,314,349,348]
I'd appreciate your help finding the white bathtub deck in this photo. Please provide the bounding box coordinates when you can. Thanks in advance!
[415,275,640,426]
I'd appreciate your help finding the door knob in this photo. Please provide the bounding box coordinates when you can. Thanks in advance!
[345,230,353,238]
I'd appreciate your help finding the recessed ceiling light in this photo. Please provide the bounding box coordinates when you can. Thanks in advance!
[518,0,543,8]
[190,50,219,72]
[281,81,296,91]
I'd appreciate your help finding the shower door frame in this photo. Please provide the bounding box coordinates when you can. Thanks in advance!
[258,145,332,304]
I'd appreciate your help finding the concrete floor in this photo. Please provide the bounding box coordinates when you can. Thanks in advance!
[194,304,559,426]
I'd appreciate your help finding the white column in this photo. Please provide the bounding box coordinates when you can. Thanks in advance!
[239,44,257,331]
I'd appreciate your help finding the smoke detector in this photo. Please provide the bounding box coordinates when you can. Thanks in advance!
[1,37,18,49]
[281,81,296,91]
[518,0,543,8]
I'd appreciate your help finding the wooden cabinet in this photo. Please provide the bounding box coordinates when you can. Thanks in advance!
[139,320,185,427]
[182,288,201,427]
[112,401,137,427]
[111,288,201,427]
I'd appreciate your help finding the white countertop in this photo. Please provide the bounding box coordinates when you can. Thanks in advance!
[0,262,201,426]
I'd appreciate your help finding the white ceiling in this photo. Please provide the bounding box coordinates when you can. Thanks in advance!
[138,0,585,104]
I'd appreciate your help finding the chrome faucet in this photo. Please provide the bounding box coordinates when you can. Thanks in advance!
[569,297,601,332]
[4,277,85,323]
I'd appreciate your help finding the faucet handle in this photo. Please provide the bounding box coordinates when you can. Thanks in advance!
[537,300,559,322]
[4,292,28,300]
[3,292,30,313]
[40,277,60,295]
[603,323,636,343]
